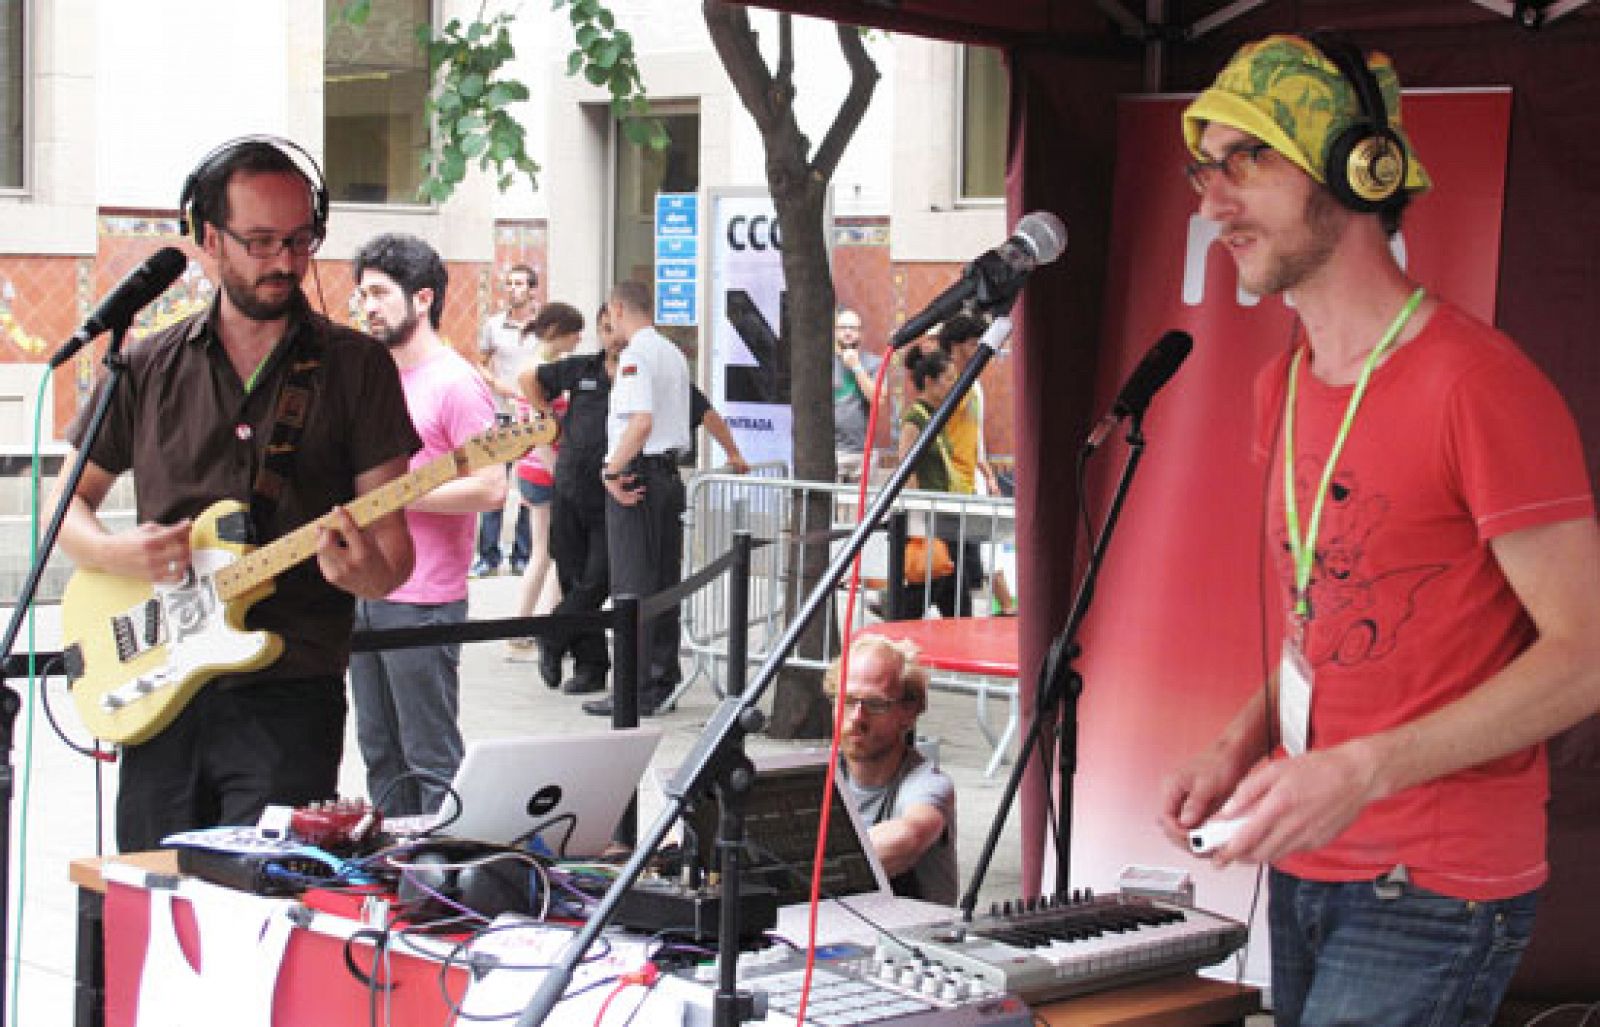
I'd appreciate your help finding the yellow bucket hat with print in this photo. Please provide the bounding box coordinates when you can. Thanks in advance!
[1182,34,1431,196]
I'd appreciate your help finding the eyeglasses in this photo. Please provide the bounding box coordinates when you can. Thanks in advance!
[1184,142,1277,195]
[215,223,324,258]
[841,696,908,716]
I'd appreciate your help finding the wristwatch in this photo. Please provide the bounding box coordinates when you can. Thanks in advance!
[602,470,621,481]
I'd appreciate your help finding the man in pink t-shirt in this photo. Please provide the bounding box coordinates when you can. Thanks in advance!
[1159,34,1600,1025]
[349,234,503,816]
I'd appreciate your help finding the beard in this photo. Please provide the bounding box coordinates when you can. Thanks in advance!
[1239,187,1345,297]
[218,261,300,322]
[368,311,421,349]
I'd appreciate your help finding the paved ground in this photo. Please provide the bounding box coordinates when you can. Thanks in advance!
[2,572,1033,1024]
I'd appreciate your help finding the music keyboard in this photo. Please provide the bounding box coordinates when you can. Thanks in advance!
[881,892,1247,1006]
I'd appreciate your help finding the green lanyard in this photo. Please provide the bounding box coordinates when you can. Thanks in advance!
[1284,288,1425,620]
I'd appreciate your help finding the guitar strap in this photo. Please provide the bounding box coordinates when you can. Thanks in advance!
[249,322,327,533]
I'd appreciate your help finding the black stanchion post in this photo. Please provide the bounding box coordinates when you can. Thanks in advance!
[885,510,908,620]
[727,531,751,698]
[612,595,642,845]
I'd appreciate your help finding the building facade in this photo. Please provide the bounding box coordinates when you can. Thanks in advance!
[0,0,1014,462]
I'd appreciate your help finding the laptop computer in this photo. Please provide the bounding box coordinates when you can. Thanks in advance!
[390,727,662,858]
[668,750,953,942]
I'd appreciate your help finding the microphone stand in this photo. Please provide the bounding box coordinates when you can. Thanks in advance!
[959,411,1148,917]
[0,326,134,1026]
[514,315,1017,1027]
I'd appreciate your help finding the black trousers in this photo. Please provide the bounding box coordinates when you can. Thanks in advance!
[605,459,685,691]
[547,488,611,673]
[116,675,345,852]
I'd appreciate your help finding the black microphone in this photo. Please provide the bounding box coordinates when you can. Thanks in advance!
[890,211,1067,348]
[49,247,188,369]
[1085,330,1194,450]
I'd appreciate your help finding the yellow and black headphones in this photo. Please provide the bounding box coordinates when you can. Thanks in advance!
[177,134,330,244]
[1306,32,1408,214]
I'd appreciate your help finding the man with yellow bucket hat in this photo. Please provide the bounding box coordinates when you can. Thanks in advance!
[1157,32,1600,1025]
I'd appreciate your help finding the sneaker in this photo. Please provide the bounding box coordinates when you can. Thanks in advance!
[470,558,498,579]
[509,561,528,576]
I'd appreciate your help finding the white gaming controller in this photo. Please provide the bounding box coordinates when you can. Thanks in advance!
[1188,816,1247,855]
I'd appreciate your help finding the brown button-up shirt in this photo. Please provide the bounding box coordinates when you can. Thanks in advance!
[69,292,421,681]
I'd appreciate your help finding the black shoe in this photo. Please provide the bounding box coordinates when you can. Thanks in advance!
[538,646,563,690]
[560,670,606,695]
[582,689,670,718]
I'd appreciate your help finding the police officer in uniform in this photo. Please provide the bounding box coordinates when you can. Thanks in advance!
[589,281,691,717]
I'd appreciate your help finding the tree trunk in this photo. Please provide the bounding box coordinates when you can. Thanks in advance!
[702,1,878,738]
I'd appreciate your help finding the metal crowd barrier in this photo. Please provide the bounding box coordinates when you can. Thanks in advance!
[676,471,1019,775]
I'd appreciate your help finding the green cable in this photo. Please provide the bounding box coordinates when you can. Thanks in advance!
[9,371,53,1023]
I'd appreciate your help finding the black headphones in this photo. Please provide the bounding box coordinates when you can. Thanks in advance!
[177,135,330,244]
[1306,32,1407,214]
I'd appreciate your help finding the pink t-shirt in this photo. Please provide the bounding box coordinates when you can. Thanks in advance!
[390,346,498,604]
[1255,301,1594,901]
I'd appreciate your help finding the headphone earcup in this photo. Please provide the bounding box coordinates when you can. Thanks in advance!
[1325,121,1406,213]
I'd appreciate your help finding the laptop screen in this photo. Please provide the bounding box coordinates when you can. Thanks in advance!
[681,755,885,906]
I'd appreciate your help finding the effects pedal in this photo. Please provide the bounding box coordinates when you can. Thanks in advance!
[290,797,382,854]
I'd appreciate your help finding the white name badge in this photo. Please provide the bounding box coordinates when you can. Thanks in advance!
[1278,638,1313,756]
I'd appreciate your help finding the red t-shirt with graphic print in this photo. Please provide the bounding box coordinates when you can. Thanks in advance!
[1253,301,1593,901]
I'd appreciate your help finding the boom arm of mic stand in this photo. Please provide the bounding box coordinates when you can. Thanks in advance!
[514,318,1014,1027]
[959,413,1149,919]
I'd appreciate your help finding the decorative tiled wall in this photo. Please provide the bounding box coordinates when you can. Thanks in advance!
[833,216,1015,464]
[2,213,1013,464]
[0,215,497,439]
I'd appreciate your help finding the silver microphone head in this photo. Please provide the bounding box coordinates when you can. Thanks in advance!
[1013,211,1067,267]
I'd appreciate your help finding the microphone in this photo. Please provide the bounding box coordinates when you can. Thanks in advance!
[1085,330,1194,450]
[49,247,188,369]
[890,211,1067,348]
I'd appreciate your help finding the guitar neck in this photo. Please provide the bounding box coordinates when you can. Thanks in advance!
[213,449,468,602]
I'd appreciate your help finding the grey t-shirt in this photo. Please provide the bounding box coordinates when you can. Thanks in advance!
[839,748,958,905]
[832,350,883,451]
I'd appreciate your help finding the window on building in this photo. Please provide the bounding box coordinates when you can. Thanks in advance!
[324,0,431,204]
[612,108,700,349]
[1,0,24,191]
[958,45,1007,202]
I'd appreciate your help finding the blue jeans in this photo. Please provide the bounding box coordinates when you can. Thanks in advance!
[476,481,532,568]
[1268,867,1537,1026]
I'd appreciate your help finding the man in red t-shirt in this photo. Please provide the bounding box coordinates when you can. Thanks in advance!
[1159,33,1600,1025]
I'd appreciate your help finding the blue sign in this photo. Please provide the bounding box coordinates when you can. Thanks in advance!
[655,192,699,326]
[656,280,697,323]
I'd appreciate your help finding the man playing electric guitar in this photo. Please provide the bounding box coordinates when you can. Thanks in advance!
[52,137,421,852]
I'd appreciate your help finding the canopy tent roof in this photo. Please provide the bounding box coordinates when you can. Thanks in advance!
[749,0,1596,50]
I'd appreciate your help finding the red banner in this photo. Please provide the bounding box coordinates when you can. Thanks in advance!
[1066,90,1512,973]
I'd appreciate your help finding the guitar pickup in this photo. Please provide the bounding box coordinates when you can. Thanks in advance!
[113,616,138,662]
[215,509,258,545]
[144,599,164,647]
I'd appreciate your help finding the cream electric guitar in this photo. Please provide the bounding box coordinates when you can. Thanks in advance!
[61,419,555,745]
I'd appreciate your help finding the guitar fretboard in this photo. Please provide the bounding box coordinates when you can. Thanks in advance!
[208,419,549,603]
